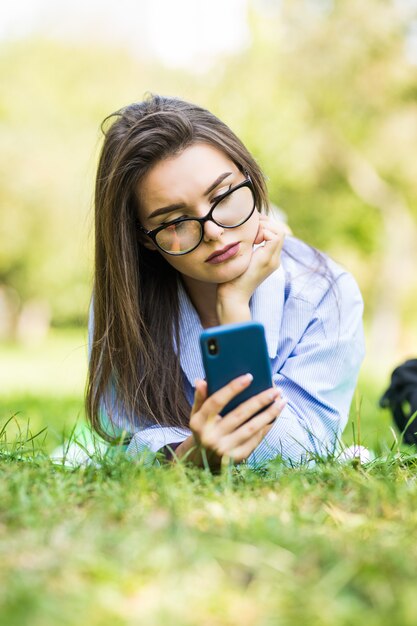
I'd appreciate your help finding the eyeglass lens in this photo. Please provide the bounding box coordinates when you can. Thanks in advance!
[155,185,254,254]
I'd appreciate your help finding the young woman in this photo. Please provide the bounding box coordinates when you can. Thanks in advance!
[86,94,365,471]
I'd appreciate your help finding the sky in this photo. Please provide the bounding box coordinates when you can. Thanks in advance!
[0,0,250,70]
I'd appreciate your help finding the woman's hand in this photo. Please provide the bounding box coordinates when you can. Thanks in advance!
[217,215,288,324]
[174,374,286,471]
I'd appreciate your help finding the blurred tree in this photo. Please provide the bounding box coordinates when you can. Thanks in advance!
[1,1,416,368]
[0,38,205,332]
[204,0,417,364]
[0,39,168,329]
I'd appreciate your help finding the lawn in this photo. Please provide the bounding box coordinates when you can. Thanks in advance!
[1,330,416,626]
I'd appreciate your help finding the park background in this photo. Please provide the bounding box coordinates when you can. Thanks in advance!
[1,0,417,451]
[2,2,417,625]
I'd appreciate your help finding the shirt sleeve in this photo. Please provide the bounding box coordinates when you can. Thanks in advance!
[247,271,365,468]
[125,427,191,466]
[87,297,191,464]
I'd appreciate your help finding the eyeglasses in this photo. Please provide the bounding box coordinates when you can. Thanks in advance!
[139,176,256,256]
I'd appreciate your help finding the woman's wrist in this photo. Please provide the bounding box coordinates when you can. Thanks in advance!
[174,435,222,472]
[174,435,196,460]
[216,296,251,325]
[161,441,182,461]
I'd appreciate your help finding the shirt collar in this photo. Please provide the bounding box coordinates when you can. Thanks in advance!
[176,265,286,385]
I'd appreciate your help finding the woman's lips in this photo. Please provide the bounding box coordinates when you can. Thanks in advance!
[205,242,240,264]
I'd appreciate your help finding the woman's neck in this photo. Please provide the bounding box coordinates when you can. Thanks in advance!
[180,275,220,328]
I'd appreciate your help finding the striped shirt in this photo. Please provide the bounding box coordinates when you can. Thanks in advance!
[89,237,365,467]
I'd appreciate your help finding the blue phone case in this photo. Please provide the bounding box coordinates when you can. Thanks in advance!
[200,321,273,417]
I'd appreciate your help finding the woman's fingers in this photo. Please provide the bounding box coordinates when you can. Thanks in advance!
[217,398,286,457]
[190,373,256,442]
[259,214,292,236]
[191,379,207,414]
[254,219,286,257]
[217,386,282,435]
[259,216,287,235]
[237,397,286,442]
[224,426,272,463]
[198,373,254,421]
[252,231,283,273]
[254,216,285,243]
[261,231,284,259]
[223,400,287,462]
[189,380,209,438]
[253,222,265,245]
[190,377,287,462]
[261,225,286,246]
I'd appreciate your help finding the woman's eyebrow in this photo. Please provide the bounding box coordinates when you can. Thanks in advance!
[203,171,233,195]
[148,172,233,220]
[148,202,186,220]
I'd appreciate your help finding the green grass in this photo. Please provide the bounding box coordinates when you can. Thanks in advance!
[1,330,416,626]
[0,329,87,453]
[2,451,417,626]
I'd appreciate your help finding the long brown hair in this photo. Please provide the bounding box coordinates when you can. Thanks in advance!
[86,94,271,440]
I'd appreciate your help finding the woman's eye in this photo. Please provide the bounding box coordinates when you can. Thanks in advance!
[212,185,232,202]
[161,215,185,225]
[165,221,187,232]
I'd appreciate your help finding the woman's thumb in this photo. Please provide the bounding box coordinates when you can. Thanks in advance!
[191,379,207,414]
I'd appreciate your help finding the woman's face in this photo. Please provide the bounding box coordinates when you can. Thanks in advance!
[136,143,260,285]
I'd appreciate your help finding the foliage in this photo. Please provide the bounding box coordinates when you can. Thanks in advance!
[1,0,417,339]
[205,0,417,363]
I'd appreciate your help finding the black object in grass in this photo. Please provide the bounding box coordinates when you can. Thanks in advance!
[380,359,417,445]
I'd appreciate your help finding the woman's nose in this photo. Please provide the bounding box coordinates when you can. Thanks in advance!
[203,218,224,242]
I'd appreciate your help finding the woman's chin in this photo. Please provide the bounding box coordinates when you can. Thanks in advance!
[208,252,251,283]
[178,245,253,285]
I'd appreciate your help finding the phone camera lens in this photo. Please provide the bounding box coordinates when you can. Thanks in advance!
[208,339,218,355]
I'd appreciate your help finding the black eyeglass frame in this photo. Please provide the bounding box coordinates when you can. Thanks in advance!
[138,175,256,256]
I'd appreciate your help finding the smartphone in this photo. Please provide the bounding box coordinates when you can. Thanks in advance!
[200,321,273,417]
